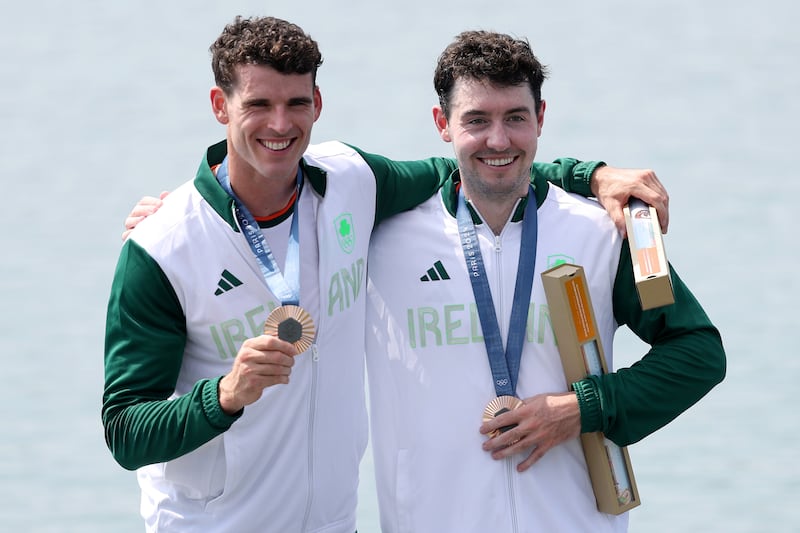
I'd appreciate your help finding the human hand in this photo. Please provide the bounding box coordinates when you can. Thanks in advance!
[121,191,170,241]
[590,166,669,237]
[217,335,299,415]
[480,391,581,472]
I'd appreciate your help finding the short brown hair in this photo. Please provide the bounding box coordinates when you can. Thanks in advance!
[210,16,323,94]
[434,31,548,118]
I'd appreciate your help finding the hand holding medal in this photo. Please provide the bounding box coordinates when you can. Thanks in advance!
[218,334,303,415]
[482,395,524,439]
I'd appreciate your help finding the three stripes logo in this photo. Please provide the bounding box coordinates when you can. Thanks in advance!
[420,260,451,282]
[214,269,243,296]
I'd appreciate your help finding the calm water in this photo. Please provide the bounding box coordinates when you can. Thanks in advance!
[2,0,797,531]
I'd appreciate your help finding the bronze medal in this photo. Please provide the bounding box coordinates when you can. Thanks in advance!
[263,305,316,353]
[483,395,523,439]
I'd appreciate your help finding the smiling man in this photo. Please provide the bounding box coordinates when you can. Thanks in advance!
[104,16,674,533]
[365,31,725,532]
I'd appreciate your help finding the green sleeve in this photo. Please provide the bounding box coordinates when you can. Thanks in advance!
[102,240,241,470]
[532,159,606,197]
[351,145,606,224]
[572,241,726,446]
[350,147,455,225]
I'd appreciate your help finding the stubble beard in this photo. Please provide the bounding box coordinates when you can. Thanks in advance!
[461,165,531,204]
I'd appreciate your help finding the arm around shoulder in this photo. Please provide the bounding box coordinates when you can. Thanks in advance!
[532,158,605,198]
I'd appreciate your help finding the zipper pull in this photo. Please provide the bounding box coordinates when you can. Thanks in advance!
[311,344,320,362]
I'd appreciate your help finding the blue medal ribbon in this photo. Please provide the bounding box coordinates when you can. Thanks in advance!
[217,157,303,306]
[457,184,538,398]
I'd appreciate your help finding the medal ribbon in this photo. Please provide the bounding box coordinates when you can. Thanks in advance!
[217,157,303,306]
[457,184,538,397]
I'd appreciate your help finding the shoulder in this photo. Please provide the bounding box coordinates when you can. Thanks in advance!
[128,179,206,251]
[543,183,608,218]
[540,183,619,243]
[303,141,361,162]
[302,141,378,182]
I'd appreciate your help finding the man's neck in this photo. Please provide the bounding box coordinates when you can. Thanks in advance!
[227,160,298,218]
[463,187,527,236]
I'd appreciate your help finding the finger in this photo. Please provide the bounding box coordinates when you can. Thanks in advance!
[480,413,521,439]
[249,352,297,374]
[249,334,300,357]
[516,444,545,472]
[487,429,538,459]
[631,173,670,234]
[635,184,669,234]
[656,202,669,235]
[124,215,146,231]
[610,208,628,238]
[138,195,166,207]
[130,201,162,218]
[598,197,627,238]
[482,420,528,453]
[481,430,513,452]
[655,189,670,234]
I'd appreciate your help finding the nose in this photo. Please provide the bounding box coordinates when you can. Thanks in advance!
[485,122,511,151]
[268,106,292,135]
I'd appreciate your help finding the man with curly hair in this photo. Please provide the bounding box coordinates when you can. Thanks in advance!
[365,30,724,532]
[104,16,672,532]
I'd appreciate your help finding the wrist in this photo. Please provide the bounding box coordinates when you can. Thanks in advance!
[203,376,243,429]
[572,378,602,433]
[588,161,607,198]
[217,375,245,417]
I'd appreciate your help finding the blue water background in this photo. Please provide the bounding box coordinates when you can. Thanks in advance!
[1,0,797,531]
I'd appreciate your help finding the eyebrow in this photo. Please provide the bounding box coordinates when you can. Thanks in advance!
[461,106,532,118]
[242,96,314,107]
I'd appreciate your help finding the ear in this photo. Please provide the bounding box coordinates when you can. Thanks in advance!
[313,85,323,122]
[210,86,229,125]
[432,106,452,142]
[536,100,546,137]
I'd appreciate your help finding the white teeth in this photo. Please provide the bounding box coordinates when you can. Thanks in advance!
[262,140,291,150]
[482,157,514,166]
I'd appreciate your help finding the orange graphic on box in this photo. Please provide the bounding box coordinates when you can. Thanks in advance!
[565,276,596,344]
[636,247,661,276]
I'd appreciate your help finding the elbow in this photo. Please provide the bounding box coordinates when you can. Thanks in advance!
[102,411,145,471]
[696,330,727,395]
[104,430,139,471]
[112,454,142,472]
[708,330,727,386]
[712,342,727,387]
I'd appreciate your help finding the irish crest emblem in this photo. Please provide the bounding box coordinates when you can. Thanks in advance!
[334,213,355,254]
[547,254,575,269]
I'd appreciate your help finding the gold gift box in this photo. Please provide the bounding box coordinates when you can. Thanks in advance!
[541,263,640,515]
[623,199,674,310]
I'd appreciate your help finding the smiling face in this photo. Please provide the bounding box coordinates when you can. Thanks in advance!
[434,77,545,204]
[211,64,322,197]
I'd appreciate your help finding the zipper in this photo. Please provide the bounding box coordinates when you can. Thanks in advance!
[477,200,522,533]
[493,233,504,335]
[300,342,320,531]
[493,207,520,533]
[506,457,519,533]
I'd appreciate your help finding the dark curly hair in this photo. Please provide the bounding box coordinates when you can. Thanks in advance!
[210,16,323,94]
[434,31,548,118]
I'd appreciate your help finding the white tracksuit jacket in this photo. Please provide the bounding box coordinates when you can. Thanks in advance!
[366,176,628,533]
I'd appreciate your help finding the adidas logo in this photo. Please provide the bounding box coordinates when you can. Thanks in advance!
[420,260,451,282]
[214,269,243,295]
